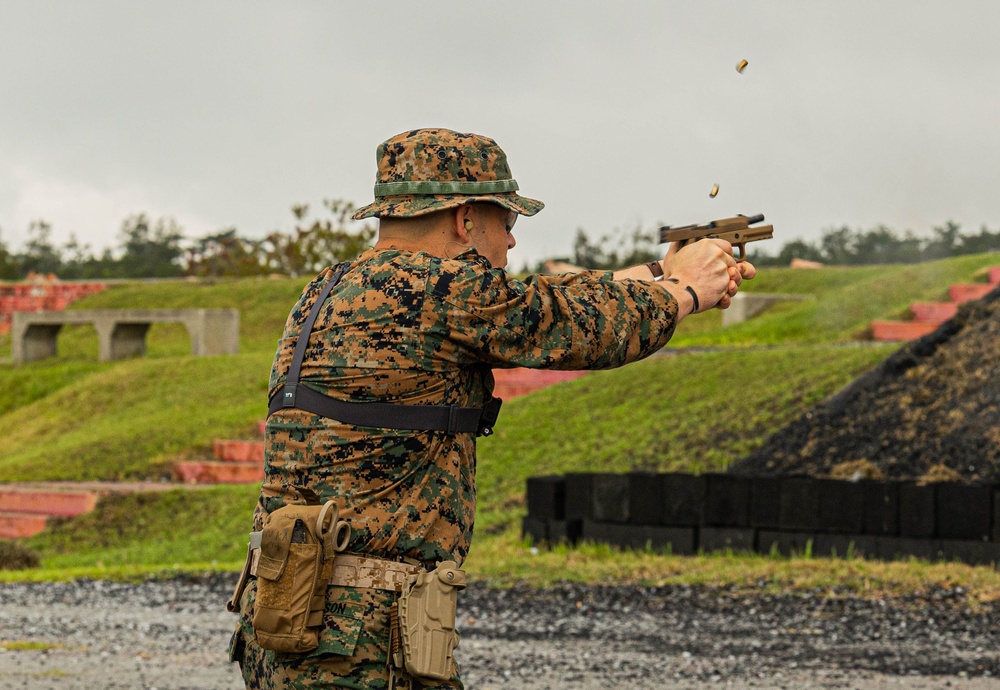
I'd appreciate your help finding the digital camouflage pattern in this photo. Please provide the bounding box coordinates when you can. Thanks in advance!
[233,245,679,687]
[351,129,544,220]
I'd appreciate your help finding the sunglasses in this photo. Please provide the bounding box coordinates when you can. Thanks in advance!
[505,210,517,234]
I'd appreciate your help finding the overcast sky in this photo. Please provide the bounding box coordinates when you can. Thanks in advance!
[1,1,998,267]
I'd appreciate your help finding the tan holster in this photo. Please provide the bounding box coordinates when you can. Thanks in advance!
[390,560,466,682]
[250,500,351,654]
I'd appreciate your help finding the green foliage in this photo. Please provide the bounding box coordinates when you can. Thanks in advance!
[0,199,374,280]
[26,485,258,568]
[669,253,1000,347]
[566,224,659,270]
[0,354,270,481]
[0,539,41,570]
[751,221,1000,267]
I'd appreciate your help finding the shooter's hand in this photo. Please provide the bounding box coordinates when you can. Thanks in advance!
[715,260,757,309]
[664,239,737,315]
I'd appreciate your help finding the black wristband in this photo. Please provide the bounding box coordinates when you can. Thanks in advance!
[684,286,700,312]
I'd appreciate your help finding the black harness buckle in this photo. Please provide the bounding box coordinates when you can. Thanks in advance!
[476,397,503,437]
[281,383,298,408]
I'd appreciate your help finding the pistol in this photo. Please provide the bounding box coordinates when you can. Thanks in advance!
[658,213,774,262]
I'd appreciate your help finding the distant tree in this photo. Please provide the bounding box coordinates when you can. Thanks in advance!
[258,199,375,277]
[0,227,17,280]
[571,229,607,269]
[570,224,658,271]
[58,233,94,279]
[19,220,62,275]
[117,214,184,278]
[184,228,265,278]
[958,225,1000,255]
[921,221,962,261]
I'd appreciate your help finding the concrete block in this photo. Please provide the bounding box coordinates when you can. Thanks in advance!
[950,284,994,303]
[936,539,1000,566]
[564,473,594,521]
[863,481,899,536]
[174,461,263,484]
[0,490,98,517]
[779,477,819,531]
[521,516,547,544]
[816,479,866,534]
[526,475,565,521]
[899,483,936,538]
[749,476,782,529]
[875,536,942,562]
[871,320,938,342]
[662,473,705,527]
[909,302,957,323]
[581,520,695,555]
[547,519,582,545]
[935,483,991,541]
[701,474,750,527]
[592,473,630,523]
[0,512,49,539]
[214,440,265,463]
[699,527,756,554]
[628,472,663,525]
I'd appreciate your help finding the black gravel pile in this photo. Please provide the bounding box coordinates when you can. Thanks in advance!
[729,283,1000,482]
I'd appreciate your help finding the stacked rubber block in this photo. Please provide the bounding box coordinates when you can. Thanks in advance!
[523,473,1000,565]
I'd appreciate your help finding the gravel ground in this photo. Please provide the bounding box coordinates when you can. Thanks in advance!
[2,575,1000,689]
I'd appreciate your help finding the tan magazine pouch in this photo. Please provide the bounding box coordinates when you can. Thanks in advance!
[394,560,466,681]
[252,500,350,653]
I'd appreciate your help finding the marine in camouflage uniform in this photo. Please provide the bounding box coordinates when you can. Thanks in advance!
[230,128,748,689]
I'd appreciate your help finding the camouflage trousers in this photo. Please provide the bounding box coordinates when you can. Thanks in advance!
[230,578,462,690]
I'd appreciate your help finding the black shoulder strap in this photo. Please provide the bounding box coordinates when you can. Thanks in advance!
[269,263,502,436]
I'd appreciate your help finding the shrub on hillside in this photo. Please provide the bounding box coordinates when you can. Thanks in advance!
[0,540,41,570]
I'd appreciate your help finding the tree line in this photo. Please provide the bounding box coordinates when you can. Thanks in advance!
[0,199,374,281]
[1,202,997,281]
[548,220,999,272]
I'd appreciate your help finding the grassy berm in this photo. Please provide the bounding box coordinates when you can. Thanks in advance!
[2,254,1000,597]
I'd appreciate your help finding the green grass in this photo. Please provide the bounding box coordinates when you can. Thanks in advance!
[2,254,999,591]
[0,353,270,481]
[24,484,258,569]
[473,344,891,532]
[669,253,1000,346]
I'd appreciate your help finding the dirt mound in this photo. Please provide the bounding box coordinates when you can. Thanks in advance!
[730,283,1000,482]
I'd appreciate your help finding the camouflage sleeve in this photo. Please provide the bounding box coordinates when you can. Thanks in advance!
[436,259,679,370]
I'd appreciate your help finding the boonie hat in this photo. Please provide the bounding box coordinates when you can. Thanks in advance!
[351,128,544,220]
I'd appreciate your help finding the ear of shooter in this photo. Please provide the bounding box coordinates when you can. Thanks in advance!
[737,59,748,73]
[709,183,720,198]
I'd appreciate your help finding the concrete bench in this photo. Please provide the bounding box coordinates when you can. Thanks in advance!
[11,309,239,365]
[722,293,809,327]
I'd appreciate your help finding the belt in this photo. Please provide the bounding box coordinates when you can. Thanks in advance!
[247,532,421,592]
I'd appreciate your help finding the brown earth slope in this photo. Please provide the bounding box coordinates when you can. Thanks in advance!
[730,283,1000,482]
